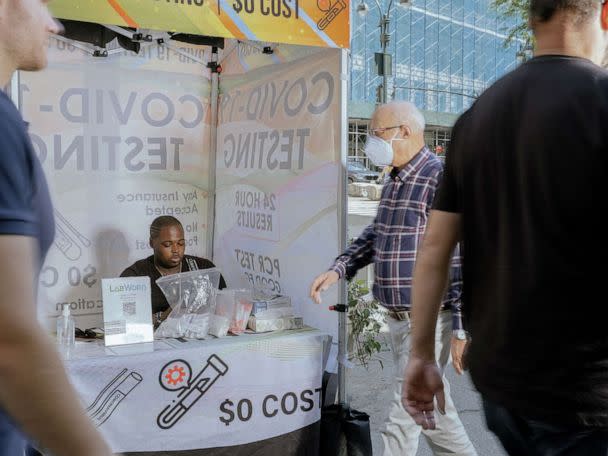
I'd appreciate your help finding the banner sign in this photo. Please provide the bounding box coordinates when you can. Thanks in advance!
[50,0,350,49]
[20,40,213,330]
[68,330,326,451]
[213,42,342,340]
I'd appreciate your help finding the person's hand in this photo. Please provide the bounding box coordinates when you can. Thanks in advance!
[451,336,469,375]
[401,355,445,430]
[309,271,339,304]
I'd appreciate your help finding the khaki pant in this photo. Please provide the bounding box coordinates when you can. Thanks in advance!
[381,311,477,456]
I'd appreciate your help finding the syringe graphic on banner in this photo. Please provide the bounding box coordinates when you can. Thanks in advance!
[86,369,143,427]
[317,0,346,31]
[87,368,127,413]
[53,209,92,261]
[157,355,229,430]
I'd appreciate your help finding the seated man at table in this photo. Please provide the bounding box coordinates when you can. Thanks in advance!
[121,216,227,327]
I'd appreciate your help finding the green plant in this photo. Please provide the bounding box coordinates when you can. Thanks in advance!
[347,279,385,369]
[492,0,532,47]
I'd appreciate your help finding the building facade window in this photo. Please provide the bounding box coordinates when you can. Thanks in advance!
[350,0,520,114]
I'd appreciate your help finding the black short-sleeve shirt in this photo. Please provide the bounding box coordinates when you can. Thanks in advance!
[434,56,608,427]
[0,90,54,265]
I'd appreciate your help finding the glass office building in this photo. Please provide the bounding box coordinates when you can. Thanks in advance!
[349,0,521,161]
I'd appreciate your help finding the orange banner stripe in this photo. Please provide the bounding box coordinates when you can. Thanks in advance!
[212,8,246,41]
[106,0,138,28]
[220,17,245,41]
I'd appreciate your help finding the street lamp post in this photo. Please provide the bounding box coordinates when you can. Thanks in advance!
[357,0,411,104]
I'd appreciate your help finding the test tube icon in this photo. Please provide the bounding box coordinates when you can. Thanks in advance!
[157,355,229,430]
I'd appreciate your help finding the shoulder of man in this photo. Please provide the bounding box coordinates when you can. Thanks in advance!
[120,256,154,277]
[0,94,31,166]
[0,92,18,117]
[445,108,473,157]
[0,93,39,236]
[419,148,444,182]
[0,92,27,128]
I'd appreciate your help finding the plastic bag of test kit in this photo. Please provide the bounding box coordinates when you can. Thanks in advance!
[154,268,221,339]
[215,288,254,335]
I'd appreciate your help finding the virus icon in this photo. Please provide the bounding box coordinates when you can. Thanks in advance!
[165,365,186,386]
[159,359,192,391]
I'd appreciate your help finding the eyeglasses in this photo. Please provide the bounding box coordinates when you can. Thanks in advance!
[367,124,404,136]
[75,327,104,339]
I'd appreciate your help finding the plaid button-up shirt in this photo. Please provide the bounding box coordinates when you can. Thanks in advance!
[332,147,463,330]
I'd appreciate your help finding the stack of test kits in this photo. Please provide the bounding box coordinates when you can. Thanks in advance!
[247,295,303,333]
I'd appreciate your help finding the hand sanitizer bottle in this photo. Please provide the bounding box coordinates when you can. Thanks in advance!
[56,305,75,357]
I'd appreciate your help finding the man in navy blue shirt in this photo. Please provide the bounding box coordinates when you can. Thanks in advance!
[0,1,112,455]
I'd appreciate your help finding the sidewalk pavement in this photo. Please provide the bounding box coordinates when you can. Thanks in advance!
[348,335,506,455]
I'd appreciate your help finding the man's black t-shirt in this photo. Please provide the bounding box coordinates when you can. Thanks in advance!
[120,255,227,313]
[434,56,608,427]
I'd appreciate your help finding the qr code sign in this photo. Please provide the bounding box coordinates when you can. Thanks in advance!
[123,301,136,316]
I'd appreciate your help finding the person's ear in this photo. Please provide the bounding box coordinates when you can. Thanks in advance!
[149,238,154,249]
[400,125,412,139]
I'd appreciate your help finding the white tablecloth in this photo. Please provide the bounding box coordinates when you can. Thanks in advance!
[67,329,328,453]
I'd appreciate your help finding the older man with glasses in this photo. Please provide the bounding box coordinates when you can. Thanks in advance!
[310,101,476,455]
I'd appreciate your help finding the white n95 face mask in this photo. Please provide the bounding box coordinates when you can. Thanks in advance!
[363,135,395,167]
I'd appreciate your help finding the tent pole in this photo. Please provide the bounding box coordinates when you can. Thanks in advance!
[207,46,219,260]
[338,48,349,407]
